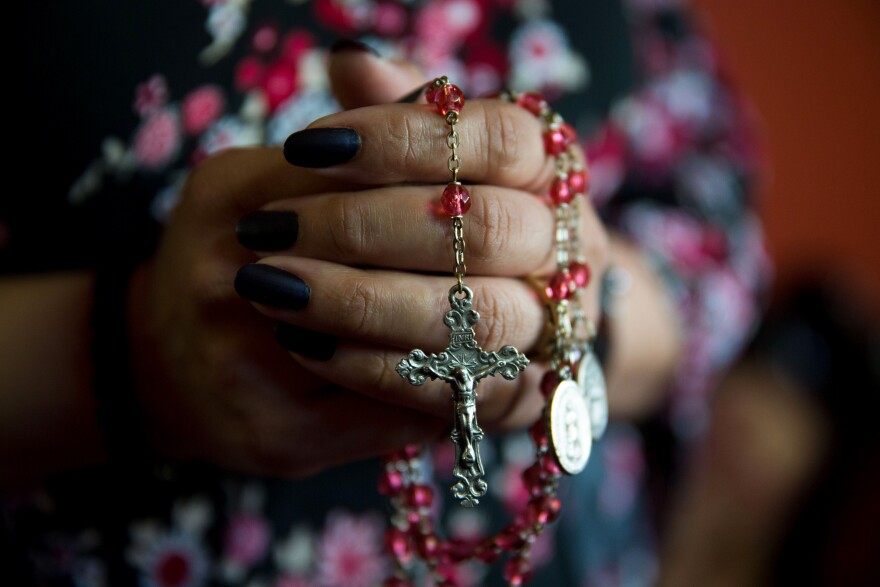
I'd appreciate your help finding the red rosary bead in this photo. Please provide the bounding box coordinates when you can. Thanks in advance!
[543,128,567,156]
[495,524,528,552]
[549,177,572,205]
[560,122,578,146]
[516,92,547,116]
[540,371,559,399]
[570,261,591,288]
[385,527,413,564]
[568,167,590,195]
[416,532,442,559]
[378,468,405,496]
[405,484,434,509]
[436,83,465,116]
[546,270,577,301]
[526,494,562,525]
[528,418,549,452]
[441,183,471,216]
[503,556,535,586]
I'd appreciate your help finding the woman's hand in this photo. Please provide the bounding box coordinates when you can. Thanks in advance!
[129,52,609,479]
[236,95,609,434]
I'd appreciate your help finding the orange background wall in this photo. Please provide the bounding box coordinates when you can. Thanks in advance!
[696,0,880,311]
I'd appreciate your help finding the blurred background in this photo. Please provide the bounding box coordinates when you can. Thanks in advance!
[698,0,880,307]
[660,2,879,584]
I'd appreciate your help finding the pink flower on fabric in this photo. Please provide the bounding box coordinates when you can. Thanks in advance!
[281,30,315,65]
[275,575,314,587]
[314,511,387,587]
[313,0,368,34]
[223,512,270,566]
[262,60,298,112]
[182,86,226,136]
[235,57,266,91]
[373,2,408,37]
[134,75,169,117]
[133,108,181,169]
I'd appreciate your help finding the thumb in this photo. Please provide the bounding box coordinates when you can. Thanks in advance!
[327,40,426,109]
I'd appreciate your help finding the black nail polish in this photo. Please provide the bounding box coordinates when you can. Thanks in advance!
[396,83,429,104]
[283,128,361,168]
[274,323,337,361]
[237,211,299,251]
[329,38,381,57]
[234,264,310,309]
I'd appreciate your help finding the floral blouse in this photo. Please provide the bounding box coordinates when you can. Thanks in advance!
[3,1,767,586]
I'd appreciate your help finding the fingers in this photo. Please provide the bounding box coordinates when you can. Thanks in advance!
[327,44,425,109]
[246,185,558,276]
[176,146,362,223]
[236,257,546,355]
[284,99,557,192]
[295,341,550,431]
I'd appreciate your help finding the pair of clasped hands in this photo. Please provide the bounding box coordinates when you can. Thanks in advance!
[130,48,609,477]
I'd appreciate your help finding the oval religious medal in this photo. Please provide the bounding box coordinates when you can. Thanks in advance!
[577,349,608,440]
[546,379,593,475]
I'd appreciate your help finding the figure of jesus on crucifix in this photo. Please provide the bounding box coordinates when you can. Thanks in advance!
[397,286,530,507]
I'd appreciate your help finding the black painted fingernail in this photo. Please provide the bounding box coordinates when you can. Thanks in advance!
[396,83,429,104]
[283,128,361,168]
[234,264,310,309]
[236,211,299,251]
[274,323,337,361]
[329,38,381,57]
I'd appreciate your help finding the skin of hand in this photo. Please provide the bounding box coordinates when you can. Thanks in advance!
[127,51,609,478]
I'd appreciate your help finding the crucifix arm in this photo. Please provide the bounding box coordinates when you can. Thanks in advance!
[472,347,530,382]
[396,349,455,386]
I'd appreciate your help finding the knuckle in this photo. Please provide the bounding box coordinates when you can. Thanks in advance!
[472,192,514,265]
[473,284,526,350]
[178,149,238,215]
[483,105,523,179]
[340,277,384,339]
[327,195,370,260]
[365,349,402,393]
[386,115,432,179]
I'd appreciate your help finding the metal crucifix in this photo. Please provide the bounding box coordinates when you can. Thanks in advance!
[397,285,529,507]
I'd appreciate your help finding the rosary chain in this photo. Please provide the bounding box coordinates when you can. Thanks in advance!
[452,216,467,291]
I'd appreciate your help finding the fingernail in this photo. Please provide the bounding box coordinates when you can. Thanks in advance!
[234,264,310,309]
[283,128,361,168]
[329,38,381,57]
[274,323,337,361]
[396,83,429,104]
[237,211,299,251]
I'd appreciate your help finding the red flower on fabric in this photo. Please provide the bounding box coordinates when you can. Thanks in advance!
[313,0,366,34]
[262,60,299,112]
[134,75,169,117]
[182,86,225,136]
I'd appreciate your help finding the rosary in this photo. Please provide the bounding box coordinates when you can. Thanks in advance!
[382,78,608,587]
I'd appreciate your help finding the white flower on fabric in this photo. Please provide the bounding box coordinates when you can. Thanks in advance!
[613,97,676,162]
[200,1,253,64]
[267,89,339,146]
[509,20,589,93]
[651,70,715,131]
[297,48,330,92]
[273,526,316,575]
[314,510,387,587]
[142,534,210,587]
[150,172,188,224]
[199,115,263,156]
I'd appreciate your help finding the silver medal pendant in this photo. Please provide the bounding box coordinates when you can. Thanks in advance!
[546,379,592,475]
[577,348,608,440]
